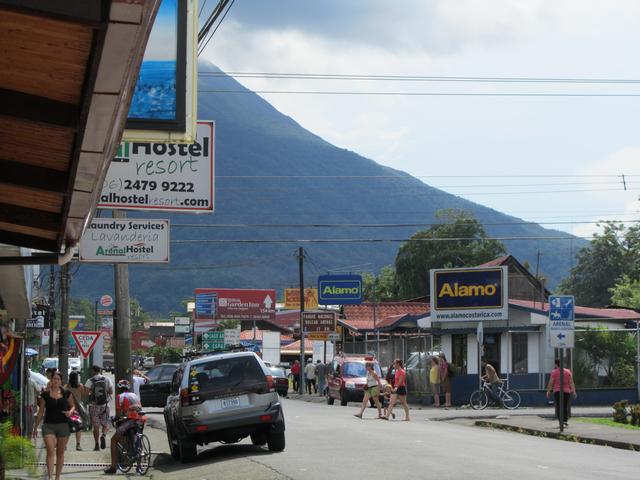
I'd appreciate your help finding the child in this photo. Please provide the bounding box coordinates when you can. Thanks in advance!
[381,384,396,419]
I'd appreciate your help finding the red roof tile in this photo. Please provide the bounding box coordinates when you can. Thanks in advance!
[342,302,429,331]
[509,299,640,320]
[281,339,313,354]
[239,329,293,342]
[476,255,511,267]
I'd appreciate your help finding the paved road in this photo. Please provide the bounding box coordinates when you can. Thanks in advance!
[145,399,640,480]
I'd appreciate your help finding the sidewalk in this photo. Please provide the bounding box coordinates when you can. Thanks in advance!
[288,392,640,451]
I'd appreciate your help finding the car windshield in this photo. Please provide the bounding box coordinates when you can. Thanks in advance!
[189,355,265,393]
[146,366,163,381]
[342,361,381,378]
[269,367,285,377]
[42,358,58,369]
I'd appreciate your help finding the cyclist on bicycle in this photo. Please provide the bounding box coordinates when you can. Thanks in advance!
[481,360,502,406]
[104,379,144,475]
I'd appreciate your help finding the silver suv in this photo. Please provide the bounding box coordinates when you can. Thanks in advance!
[164,350,285,463]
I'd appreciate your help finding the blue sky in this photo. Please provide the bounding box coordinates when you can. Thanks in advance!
[201,0,640,237]
[144,0,177,61]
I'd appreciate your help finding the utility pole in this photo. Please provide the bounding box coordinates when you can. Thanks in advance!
[298,247,305,395]
[58,263,70,383]
[48,265,56,356]
[113,210,132,384]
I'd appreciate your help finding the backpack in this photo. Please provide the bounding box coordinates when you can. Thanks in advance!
[90,375,108,405]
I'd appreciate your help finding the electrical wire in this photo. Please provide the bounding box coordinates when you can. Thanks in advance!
[198,72,640,85]
[198,0,235,56]
[215,174,639,179]
[170,220,639,228]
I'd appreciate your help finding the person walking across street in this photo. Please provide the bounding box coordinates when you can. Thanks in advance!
[382,359,410,421]
[546,359,577,426]
[315,360,327,396]
[291,360,300,392]
[64,371,86,451]
[33,371,76,480]
[354,362,383,419]
[85,365,113,451]
[430,356,440,407]
[304,359,317,394]
[439,353,452,408]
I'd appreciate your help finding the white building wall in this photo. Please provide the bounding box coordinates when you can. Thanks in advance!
[527,332,540,373]
[500,332,510,374]
[440,335,452,361]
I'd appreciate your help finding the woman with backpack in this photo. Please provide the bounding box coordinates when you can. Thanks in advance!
[64,371,86,450]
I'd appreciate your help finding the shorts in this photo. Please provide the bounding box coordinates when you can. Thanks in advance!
[366,386,379,397]
[116,419,136,436]
[89,404,110,430]
[395,386,407,396]
[42,422,70,438]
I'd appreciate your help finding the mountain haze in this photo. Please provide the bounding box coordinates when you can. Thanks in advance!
[72,62,585,314]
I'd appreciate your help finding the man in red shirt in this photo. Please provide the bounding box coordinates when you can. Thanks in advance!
[290,360,301,393]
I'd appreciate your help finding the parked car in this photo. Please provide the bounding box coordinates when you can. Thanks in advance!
[164,350,285,463]
[268,366,289,396]
[139,363,179,408]
[142,356,155,369]
[102,353,114,372]
[327,354,386,406]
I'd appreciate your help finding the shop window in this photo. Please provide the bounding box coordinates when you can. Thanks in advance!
[512,333,528,374]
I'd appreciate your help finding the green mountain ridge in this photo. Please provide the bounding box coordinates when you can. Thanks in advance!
[71,62,585,314]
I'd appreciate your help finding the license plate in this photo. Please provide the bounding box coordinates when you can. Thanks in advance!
[221,396,241,409]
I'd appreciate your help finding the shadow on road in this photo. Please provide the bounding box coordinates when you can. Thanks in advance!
[152,443,279,472]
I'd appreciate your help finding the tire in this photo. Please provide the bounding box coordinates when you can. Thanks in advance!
[136,434,151,475]
[267,431,285,452]
[470,390,488,410]
[326,394,335,405]
[179,436,198,463]
[340,391,348,407]
[502,390,521,410]
[250,432,267,446]
[116,440,132,473]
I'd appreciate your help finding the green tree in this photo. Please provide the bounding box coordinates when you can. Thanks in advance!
[363,265,398,302]
[610,275,640,309]
[130,298,151,330]
[576,328,636,387]
[394,209,505,299]
[558,222,640,307]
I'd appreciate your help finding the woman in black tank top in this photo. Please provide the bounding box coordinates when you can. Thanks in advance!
[33,371,76,480]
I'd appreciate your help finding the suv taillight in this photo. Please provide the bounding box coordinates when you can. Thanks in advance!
[180,388,203,406]
[266,375,275,393]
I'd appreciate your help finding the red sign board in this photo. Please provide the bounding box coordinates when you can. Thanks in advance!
[195,288,276,321]
[71,331,102,358]
[100,295,113,307]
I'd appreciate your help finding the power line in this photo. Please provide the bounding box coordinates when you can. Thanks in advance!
[198,72,640,85]
[171,220,639,228]
[198,0,235,56]
[170,235,599,244]
[199,89,640,98]
[216,174,639,179]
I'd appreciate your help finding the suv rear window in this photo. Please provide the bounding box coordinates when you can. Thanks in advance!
[189,356,265,394]
[342,361,382,377]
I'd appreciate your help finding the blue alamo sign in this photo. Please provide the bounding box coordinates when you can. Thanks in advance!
[430,267,508,322]
[318,275,363,305]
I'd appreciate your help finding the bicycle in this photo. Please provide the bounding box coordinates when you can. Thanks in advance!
[115,415,151,475]
[469,379,521,410]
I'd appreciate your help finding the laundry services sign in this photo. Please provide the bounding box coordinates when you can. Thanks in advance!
[430,266,508,322]
[79,219,169,263]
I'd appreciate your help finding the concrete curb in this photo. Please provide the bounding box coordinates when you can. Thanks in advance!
[474,420,640,452]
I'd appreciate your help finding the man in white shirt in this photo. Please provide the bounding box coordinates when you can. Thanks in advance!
[132,369,150,398]
[304,360,316,394]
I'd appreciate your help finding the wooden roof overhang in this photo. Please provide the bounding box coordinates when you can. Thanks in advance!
[0,0,160,260]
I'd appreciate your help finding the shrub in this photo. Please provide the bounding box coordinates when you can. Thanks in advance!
[630,404,640,427]
[612,400,629,424]
[0,421,36,477]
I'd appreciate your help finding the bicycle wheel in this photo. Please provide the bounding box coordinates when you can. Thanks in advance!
[470,389,488,410]
[116,440,132,473]
[502,390,521,410]
[136,434,152,475]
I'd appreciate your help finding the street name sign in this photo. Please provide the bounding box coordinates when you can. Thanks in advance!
[100,121,215,213]
[317,275,363,305]
[202,331,224,350]
[549,295,575,348]
[79,219,170,263]
[71,331,102,358]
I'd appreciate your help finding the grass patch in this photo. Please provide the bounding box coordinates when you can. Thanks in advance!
[575,417,640,430]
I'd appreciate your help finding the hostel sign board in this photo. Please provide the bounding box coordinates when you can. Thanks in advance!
[194,288,276,322]
[430,266,508,322]
[99,121,214,212]
[79,219,170,263]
